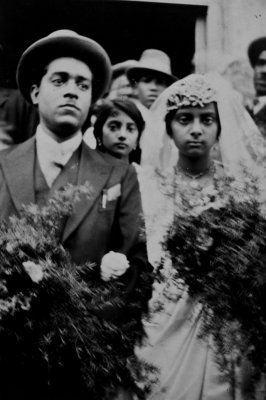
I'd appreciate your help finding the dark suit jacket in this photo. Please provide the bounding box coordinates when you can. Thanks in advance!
[0,87,39,143]
[0,137,152,316]
[0,137,153,399]
[246,101,266,139]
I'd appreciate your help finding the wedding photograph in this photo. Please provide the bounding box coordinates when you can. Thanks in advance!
[0,0,266,399]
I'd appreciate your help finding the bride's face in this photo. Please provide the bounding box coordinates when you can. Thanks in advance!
[169,102,219,158]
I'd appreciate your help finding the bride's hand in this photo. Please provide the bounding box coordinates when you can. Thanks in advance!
[100,251,130,281]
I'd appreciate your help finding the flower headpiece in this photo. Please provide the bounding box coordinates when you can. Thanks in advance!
[166,75,217,113]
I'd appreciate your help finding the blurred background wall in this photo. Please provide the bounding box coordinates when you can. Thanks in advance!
[0,0,265,101]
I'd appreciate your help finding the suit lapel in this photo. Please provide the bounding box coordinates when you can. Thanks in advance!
[1,140,114,241]
[62,144,113,242]
[1,137,36,214]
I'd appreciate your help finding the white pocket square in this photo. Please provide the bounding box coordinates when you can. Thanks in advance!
[106,184,121,201]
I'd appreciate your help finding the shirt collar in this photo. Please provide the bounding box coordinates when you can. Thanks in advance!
[254,96,266,114]
[36,125,82,165]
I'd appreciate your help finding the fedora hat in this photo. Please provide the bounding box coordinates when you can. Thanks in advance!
[16,29,112,103]
[127,49,177,86]
[112,59,139,80]
[248,36,266,67]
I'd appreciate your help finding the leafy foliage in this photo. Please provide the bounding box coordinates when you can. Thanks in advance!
[163,171,266,395]
[0,184,155,399]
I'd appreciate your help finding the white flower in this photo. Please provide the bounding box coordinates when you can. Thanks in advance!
[6,243,15,253]
[22,261,44,283]
[100,251,130,281]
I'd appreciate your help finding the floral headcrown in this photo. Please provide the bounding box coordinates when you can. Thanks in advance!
[166,75,217,113]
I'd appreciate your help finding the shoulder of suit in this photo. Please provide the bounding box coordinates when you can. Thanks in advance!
[0,137,35,163]
[0,143,22,161]
[82,144,134,177]
[84,145,128,166]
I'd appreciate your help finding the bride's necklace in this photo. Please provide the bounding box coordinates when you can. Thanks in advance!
[175,162,214,180]
[175,162,215,188]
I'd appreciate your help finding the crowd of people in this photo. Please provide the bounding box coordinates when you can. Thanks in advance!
[0,28,266,400]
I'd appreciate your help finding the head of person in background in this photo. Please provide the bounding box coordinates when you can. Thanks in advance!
[93,98,145,164]
[248,36,266,97]
[108,59,138,100]
[127,49,177,109]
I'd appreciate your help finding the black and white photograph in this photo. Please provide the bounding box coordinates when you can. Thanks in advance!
[0,0,266,399]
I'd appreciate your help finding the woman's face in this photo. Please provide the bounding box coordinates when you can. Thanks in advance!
[170,102,219,158]
[102,108,139,160]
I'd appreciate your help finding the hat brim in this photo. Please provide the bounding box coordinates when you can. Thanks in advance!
[248,37,266,67]
[112,60,139,80]
[16,34,111,103]
[127,67,177,86]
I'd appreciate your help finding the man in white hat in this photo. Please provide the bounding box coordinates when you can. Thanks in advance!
[127,49,177,110]
[126,49,177,164]
[0,30,152,399]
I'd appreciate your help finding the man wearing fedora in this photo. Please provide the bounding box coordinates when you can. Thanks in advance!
[0,30,152,399]
[127,49,177,165]
[247,36,266,139]
[108,59,139,101]
[127,49,177,111]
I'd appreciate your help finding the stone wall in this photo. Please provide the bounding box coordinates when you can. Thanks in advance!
[197,0,266,100]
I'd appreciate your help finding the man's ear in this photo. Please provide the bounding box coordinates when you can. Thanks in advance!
[30,84,40,105]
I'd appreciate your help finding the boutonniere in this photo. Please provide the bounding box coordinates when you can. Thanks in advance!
[102,184,121,208]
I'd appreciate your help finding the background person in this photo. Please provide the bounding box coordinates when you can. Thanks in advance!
[83,59,138,149]
[246,36,266,139]
[108,59,138,101]
[127,49,177,111]
[126,48,177,165]
[93,98,145,164]
[0,43,39,149]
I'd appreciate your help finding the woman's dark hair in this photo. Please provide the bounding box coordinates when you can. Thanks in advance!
[93,98,145,163]
[165,102,221,139]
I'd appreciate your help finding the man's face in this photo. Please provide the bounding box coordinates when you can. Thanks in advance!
[254,50,266,96]
[30,57,92,140]
[136,73,168,109]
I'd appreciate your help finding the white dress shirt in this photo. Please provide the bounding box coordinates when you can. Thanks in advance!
[253,96,266,115]
[36,125,82,187]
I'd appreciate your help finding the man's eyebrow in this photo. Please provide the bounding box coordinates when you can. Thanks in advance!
[50,71,91,81]
[76,76,91,81]
[50,71,67,76]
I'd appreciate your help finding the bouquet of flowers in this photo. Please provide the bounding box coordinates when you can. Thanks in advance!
[163,170,266,395]
[0,184,155,400]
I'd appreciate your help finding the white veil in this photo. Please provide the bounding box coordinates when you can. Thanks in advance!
[142,73,266,179]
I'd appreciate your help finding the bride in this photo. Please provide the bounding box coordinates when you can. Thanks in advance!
[137,73,266,400]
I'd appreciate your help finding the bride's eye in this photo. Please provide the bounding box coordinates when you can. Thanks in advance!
[177,115,191,125]
[202,116,215,125]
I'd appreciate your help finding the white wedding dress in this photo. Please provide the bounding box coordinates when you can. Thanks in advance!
[137,165,242,400]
